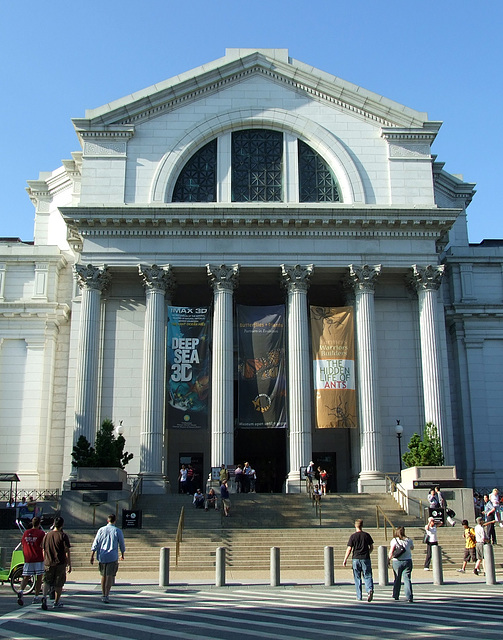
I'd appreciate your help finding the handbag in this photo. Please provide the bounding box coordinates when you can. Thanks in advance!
[391,539,406,558]
[422,531,429,544]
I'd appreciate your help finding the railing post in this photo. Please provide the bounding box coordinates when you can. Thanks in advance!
[159,547,170,587]
[432,544,443,585]
[378,545,389,586]
[484,543,496,585]
[270,547,280,586]
[324,546,334,586]
[216,547,226,587]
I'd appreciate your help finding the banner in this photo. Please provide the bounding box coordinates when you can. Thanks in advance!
[167,306,210,429]
[311,306,357,429]
[237,305,287,429]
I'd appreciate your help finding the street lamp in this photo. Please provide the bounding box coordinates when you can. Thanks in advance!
[395,419,404,473]
[116,420,124,437]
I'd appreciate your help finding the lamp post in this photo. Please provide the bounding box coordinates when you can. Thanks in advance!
[395,420,403,473]
[116,420,124,437]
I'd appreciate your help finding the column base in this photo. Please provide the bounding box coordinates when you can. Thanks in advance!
[139,475,170,494]
[358,472,387,494]
[285,472,304,494]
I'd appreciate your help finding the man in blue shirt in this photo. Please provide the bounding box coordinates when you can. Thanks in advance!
[90,514,125,603]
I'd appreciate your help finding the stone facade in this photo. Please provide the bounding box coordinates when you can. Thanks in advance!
[0,48,500,494]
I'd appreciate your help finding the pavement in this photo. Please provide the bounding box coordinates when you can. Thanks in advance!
[1,568,501,639]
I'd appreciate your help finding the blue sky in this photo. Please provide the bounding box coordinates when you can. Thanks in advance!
[1,1,501,243]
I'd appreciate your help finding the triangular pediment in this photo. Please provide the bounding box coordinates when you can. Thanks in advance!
[72,48,429,133]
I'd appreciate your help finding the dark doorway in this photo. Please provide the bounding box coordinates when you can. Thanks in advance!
[313,452,337,493]
[234,429,287,493]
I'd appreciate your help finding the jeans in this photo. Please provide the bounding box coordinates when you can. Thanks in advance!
[352,558,373,600]
[424,541,437,568]
[392,558,413,601]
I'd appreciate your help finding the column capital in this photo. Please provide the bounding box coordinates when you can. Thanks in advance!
[74,264,111,292]
[139,264,176,294]
[207,264,239,292]
[410,264,445,292]
[347,264,382,292]
[281,264,314,292]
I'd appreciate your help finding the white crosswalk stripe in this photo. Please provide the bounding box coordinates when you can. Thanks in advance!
[0,584,502,639]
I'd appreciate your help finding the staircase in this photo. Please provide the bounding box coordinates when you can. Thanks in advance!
[3,493,502,576]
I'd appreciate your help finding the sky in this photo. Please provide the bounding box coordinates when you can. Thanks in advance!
[1,1,501,243]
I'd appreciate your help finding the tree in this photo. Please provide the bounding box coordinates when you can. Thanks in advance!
[402,422,444,468]
[71,419,134,469]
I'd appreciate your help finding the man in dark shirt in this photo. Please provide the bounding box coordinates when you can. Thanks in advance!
[41,516,71,610]
[343,518,374,602]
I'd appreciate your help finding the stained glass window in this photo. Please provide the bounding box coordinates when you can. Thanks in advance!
[232,130,283,202]
[298,140,340,202]
[172,139,217,202]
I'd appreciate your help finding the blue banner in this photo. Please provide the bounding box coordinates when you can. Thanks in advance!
[167,306,210,429]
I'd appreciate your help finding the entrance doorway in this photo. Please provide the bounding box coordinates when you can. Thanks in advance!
[234,429,287,493]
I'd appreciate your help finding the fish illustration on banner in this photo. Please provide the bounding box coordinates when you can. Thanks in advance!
[167,306,210,429]
[310,306,357,429]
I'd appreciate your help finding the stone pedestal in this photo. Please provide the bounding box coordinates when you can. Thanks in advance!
[60,467,131,528]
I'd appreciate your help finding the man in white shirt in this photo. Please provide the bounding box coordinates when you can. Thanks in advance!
[474,516,488,575]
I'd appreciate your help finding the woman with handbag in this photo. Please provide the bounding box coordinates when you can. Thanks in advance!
[388,527,414,603]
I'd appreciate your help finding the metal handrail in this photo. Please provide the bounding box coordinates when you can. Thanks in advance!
[0,489,59,502]
[376,505,396,541]
[131,476,143,508]
[175,506,185,567]
[385,474,429,524]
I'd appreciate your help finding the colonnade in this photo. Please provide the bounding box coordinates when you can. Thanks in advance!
[73,262,446,493]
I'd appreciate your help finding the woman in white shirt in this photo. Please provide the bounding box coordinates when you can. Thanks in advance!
[424,516,439,570]
[389,526,415,602]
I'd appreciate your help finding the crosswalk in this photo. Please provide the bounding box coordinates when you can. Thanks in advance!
[1,584,502,640]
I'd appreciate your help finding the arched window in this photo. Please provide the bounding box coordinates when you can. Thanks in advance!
[172,139,217,202]
[298,140,340,202]
[170,130,341,203]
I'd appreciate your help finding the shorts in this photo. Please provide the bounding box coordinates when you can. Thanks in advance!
[476,542,485,560]
[23,561,45,576]
[99,561,119,577]
[463,548,476,563]
[222,498,231,508]
[43,564,67,589]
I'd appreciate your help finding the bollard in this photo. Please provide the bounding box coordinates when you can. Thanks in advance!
[378,545,389,586]
[432,544,443,585]
[270,547,280,587]
[484,544,496,585]
[324,546,334,586]
[216,547,226,586]
[159,547,170,587]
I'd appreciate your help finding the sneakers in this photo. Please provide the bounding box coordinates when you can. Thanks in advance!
[474,568,479,575]
[32,596,41,604]
[367,590,374,603]
[17,591,24,606]
[41,598,48,611]
[457,568,465,573]
[101,595,109,603]
[53,601,64,609]
[424,567,430,571]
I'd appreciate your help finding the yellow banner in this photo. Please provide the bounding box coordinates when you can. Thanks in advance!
[311,306,357,429]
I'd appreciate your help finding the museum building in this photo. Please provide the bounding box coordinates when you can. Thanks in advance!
[1,48,502,495]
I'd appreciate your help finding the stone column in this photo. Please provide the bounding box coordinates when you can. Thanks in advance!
[138,264,175,493]
[207,264,239,467]
[74,264,111,446]
[347,264,385,492]
[410,264,447,452]
[281,264,313,493]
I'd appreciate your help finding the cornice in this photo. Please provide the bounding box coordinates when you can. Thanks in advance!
[73,53,427,131]
[0,303,71,322]
[433,161,476,207]
[60,204,460,242]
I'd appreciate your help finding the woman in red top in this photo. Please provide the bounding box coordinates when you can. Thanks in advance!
[17,516,45,606]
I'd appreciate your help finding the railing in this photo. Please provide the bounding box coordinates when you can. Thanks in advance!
[130,475,143,508]
[175,506,185,567]
[385,474,429,523]
[0,488,59,502]
[376,505,396,541]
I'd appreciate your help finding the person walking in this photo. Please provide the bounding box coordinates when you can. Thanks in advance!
[474,516,488,575]
[423,516,440,570]
[40,516,71,610]
[220,480,231,517]
[16,516,45,606]
[343,519,374,602]
[388,526,414,603]
[90,514,125,603]
[483,493,497,544]
[457,519,476,573]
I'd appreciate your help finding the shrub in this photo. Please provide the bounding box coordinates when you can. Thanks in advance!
[402,422,444,467]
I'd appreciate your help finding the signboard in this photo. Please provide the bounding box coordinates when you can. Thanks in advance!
[122,510,142,529]
[82,492,108,503]
[71,482,122,491]
[429,507,445,525]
